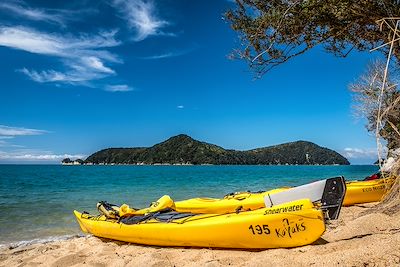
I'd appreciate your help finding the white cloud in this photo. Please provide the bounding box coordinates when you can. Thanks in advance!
[0,140,9,147]
[81,56,115,74]
[0,26,121,56]
[0,125,48,136]
[0,26,65,55]
[0,136,14,139]
[105,84,133,92]
[139,45,198,60]
[0,26,121,84]
[141,50,192,60]
[19,66,110,83]
[142,52,176,60]
[0,150,85,161]
[0,1,96,27]
[0,140,24,148]
[19,68,83,83]
[0,125,47,151]
[0,126,84,162]
[342,147,379,159]
[112,0,172,41]
[0,1,67,25]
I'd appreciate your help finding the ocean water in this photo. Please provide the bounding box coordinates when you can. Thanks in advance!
[0,164,378,246]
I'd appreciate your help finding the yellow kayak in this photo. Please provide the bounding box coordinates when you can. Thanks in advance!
[173,177,395,214]
[175,187,289,214]
[74,198,325,249]
[343,177,395,206]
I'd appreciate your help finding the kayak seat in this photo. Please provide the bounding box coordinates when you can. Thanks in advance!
[120,210,195,225]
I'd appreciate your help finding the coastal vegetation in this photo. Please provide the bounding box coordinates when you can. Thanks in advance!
[82,134,349,165]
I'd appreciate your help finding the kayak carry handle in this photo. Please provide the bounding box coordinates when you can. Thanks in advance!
[320,176,346,220]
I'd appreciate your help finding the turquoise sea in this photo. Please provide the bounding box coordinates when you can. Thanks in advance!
[0,165,378,246]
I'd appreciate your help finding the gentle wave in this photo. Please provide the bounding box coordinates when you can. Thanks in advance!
[0,234,85,250]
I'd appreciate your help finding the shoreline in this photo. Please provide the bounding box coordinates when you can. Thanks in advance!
[0,163,377,166]
[1,204,399,266]
[61,163,352,166]
[0,234,82,251]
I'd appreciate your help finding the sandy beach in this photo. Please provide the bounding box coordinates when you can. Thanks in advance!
[1,203,399,267]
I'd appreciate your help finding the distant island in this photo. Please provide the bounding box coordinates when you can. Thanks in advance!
[61,158,84,165]
[63,134,349,165]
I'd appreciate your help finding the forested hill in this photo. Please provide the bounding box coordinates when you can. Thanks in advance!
[84,134,349,165]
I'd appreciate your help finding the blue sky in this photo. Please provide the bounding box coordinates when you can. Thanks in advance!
[0,0,380,164]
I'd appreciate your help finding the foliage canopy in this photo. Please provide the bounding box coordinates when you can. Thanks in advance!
[225,0,400,76]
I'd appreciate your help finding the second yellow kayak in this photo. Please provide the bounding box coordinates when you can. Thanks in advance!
[174,177,395,214]
[343,177,395,206]
[175,187,288,214]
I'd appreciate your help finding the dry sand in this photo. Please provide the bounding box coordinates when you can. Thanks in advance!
[1,204,400,267]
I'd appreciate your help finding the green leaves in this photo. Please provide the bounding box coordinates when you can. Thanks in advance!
[225,0,399,76]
